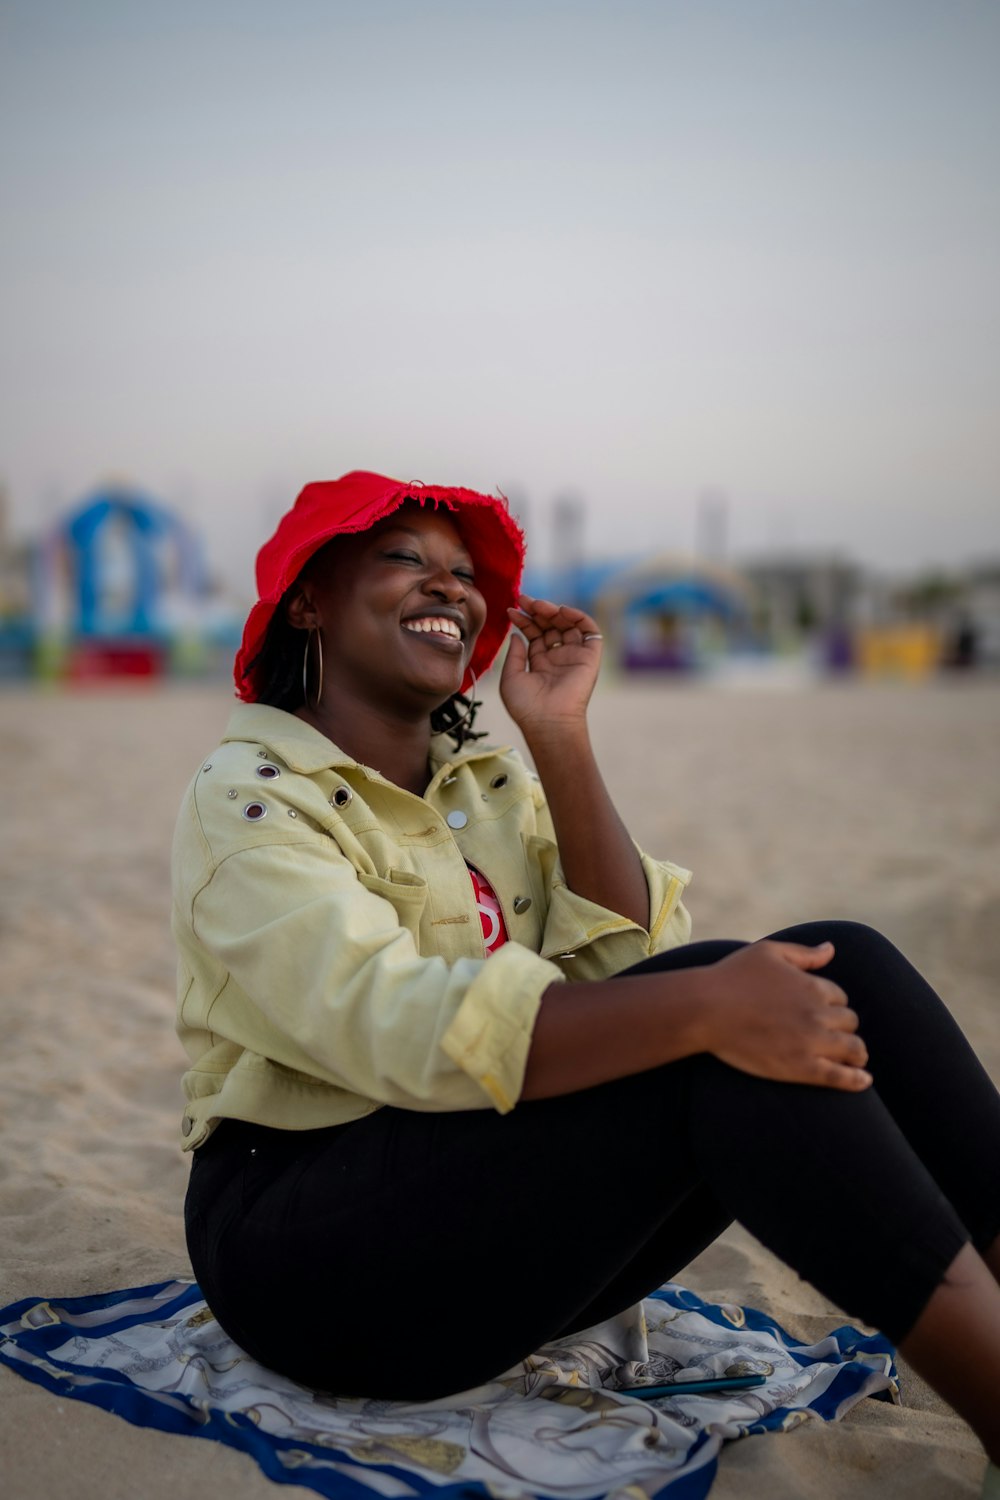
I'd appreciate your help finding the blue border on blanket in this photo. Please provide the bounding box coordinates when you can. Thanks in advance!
[647,1286,897,1426]
[0,1277,895,1500]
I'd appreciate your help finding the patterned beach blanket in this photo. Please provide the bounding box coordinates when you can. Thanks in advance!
[0,1279,897,1500]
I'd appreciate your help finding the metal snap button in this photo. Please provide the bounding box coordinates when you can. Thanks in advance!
[181,1117,193,1137]
[287,808,298,818]
[256,763,280,779]
[257,749,268,758]
[227,788,238,799]
[242,802,267,821]
[490,774,508,789]
[513,895,532,914]
[331,786,353,808]
[446,810,468,830]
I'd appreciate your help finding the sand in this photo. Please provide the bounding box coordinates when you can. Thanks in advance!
[1,676,998,1498]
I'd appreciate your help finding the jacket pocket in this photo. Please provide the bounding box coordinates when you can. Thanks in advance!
[357,868,428,939]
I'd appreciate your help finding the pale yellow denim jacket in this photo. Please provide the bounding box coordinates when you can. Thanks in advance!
[172,703,693,1150]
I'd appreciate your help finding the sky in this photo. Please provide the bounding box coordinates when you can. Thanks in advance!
[1,0,998,596]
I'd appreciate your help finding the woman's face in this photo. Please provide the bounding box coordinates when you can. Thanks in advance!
[292,503,488,716]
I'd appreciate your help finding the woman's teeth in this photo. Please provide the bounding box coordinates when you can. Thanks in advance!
[403,618,461,640]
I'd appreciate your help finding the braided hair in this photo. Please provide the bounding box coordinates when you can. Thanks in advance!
[245,573,488,752]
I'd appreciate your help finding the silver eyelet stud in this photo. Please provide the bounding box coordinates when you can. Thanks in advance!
[202,763,212,772]
[242,802,267,821]
[256,763,280,779]
[227,788,238,799]
[446,809,468,830]
[331,786,353,808]
[513,895,532,914]
[287,808,298,818]
[442,775,458,786]
[257,749,268,758]
[490,774,508,789]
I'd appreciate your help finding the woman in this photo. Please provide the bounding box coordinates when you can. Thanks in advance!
[174,470,1000,1490]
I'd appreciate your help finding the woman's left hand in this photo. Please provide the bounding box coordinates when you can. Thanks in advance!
[500,594,603,743]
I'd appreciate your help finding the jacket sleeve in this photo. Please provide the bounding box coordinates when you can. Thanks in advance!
[527,779,693,982]
[184,831,565,1115]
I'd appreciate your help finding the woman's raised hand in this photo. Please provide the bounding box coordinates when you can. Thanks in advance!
[697,940,873,1091]
[500,594,603,741]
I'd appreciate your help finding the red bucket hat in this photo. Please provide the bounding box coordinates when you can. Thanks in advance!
[235,470,526,701]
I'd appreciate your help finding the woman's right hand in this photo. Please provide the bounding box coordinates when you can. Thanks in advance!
[522,940,871,1104]
[696,940,873,1091]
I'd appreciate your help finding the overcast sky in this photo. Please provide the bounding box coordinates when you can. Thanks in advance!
[2,0,998,593]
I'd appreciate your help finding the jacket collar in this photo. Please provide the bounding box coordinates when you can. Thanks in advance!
[222,702,508,778]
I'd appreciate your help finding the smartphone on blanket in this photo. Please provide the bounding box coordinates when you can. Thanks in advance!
[620,1374,767,1398]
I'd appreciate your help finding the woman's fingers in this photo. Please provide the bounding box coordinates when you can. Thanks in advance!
[767,941,850,1010]
[520,593,585,626]
[815,977,850,1009]
[502,630,529,671]
[773,939,836,972]
[508,602,600,678]
[704,940,874,1091]
[501,596,604,726]
[814,984,867,1064]
[811,1058,874,1091]
[823,1024,868,1064]
[513,594,601,639]
[508,605,544,642]
[825,1002,860,1033]
[773,1024,871,1089]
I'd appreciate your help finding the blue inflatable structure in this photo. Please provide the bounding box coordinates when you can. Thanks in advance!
[10,483,228,682]
[61,487,206,639]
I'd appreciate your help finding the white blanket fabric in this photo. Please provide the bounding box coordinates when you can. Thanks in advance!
[0,1279,898,1499]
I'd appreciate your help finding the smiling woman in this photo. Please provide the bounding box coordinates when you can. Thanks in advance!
[279,507,490,786]
[172,470,1000,1491]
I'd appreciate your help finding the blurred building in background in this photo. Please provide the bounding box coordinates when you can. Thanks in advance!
[595,555,751,673]
[0,485,39,680]
[525,498,1000,683]
[0,480,997,687]
[0,482,241,684]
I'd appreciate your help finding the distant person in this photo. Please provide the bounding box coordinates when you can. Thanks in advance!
[824,621,854,672]
[172,470,1000,1498]
[947,614,978,670]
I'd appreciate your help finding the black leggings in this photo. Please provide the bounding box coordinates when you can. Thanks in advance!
[185,922,1000,1399]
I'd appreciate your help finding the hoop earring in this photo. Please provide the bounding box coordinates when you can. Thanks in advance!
[302,628,324,710]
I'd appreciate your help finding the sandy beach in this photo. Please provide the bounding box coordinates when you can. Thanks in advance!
[1,675,998,1499]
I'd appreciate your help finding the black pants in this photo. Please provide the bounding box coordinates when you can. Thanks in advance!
[185,922,1000,1399]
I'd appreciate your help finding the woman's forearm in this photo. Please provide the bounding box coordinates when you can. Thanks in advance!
[520,971,710,1099]
[521,939,873,1102]
[525,721,651,928]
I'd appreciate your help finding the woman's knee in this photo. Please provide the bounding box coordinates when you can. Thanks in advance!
[765,920,940,1043]
[766,918,898,962]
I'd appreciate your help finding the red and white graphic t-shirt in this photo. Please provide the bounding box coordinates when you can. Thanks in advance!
[467,866,509,954]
